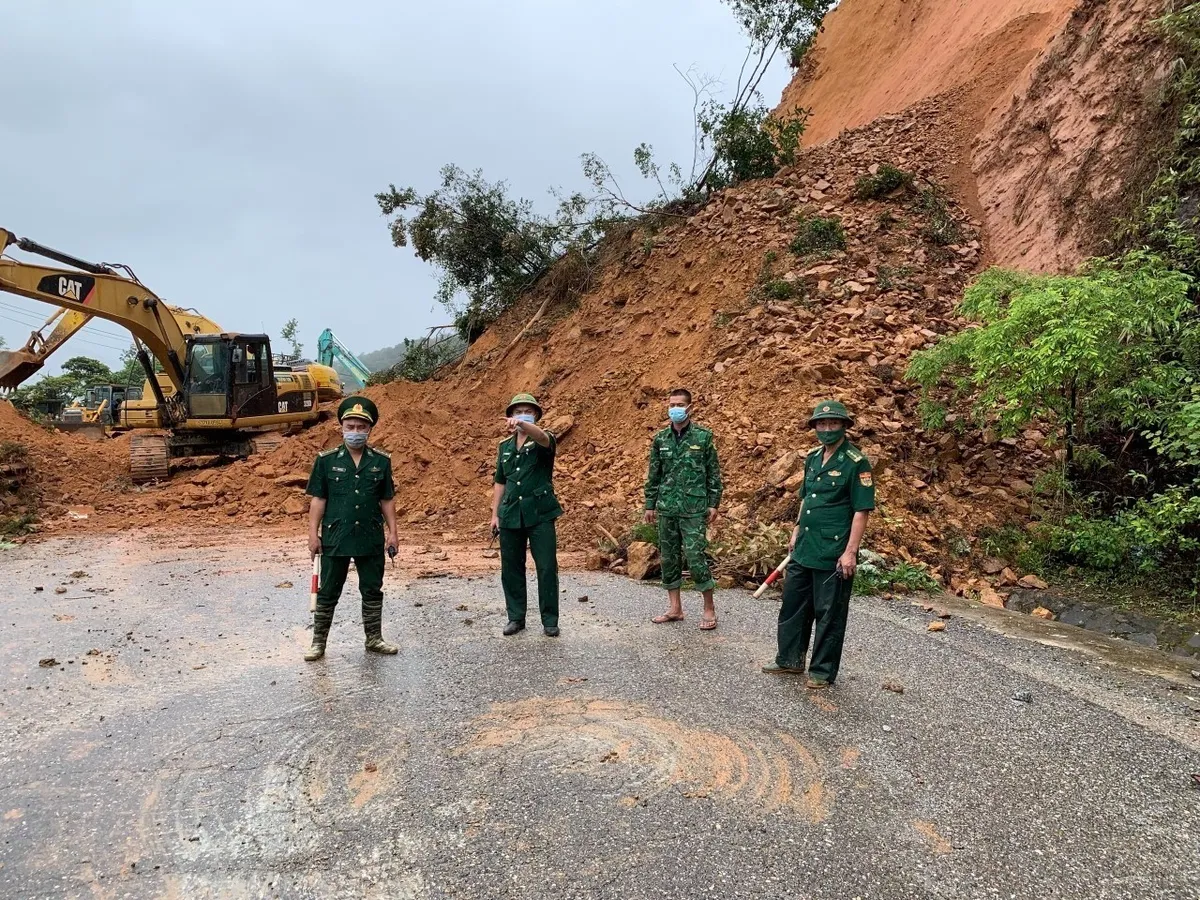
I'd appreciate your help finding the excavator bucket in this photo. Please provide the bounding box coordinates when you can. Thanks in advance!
[0,349,44,390]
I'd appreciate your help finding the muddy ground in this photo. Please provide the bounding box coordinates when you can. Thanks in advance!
[1,532,1199,899]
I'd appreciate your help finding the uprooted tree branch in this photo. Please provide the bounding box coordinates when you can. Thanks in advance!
[376,1,834,357]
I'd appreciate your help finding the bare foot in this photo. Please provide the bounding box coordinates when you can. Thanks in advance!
[652,612,685,624]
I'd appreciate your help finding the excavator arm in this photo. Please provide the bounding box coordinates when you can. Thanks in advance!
[317,328,371,389]
[0,228,190,421]
[0,307,94,389]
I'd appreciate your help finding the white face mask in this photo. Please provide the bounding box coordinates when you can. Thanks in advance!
[342,428,368,448]
[514,413,536,425]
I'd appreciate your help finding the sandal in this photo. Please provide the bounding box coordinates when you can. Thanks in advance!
[699,615,718,631]
[651,613,685,624]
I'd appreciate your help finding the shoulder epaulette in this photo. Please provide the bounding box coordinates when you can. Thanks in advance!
[371,447,392,459]
[808,445,823,457]
[318,447,339,457]
[846,448,864,463]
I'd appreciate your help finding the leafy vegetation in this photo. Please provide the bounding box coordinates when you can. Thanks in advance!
[366,331,467,384]
[909,6,1200,599]
[790,214,846,255]
[279,318,303,358]
[916,186,962,246]
[853,164,915,200]
[9,353,143,413]
[854,552,942,596]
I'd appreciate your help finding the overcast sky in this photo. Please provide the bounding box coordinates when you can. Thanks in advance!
[1,0,792,376]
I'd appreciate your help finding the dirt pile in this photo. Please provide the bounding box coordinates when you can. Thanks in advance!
[68,95,1049,588]
[782,0,1172,273]
[0,401,128,525]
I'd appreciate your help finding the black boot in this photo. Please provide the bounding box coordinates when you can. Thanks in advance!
[503,621,526,636]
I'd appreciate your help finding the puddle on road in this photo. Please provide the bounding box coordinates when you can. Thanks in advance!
[459,696,835,822]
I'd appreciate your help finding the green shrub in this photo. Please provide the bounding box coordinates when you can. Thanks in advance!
[854,165,915,200]
[917,187,962,246]
[790,215,846,256]
[629,522,659,547]
[764,279,797,301]
[854,551,941,596]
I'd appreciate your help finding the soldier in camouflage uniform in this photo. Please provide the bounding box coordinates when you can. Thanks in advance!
[304,396,400,661]
[763,400,875,688]
[643,388,723,630]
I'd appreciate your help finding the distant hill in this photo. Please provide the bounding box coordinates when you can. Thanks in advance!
[358,342,408,373]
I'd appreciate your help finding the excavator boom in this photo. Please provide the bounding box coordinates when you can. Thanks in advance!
[316,328,372,389]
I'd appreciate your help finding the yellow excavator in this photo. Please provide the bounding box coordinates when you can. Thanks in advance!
[0,227,342,481]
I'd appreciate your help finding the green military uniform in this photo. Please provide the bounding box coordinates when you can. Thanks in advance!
[494,394,562,629]
[776,401,875,684]
[644,422,723,592]
[305,396,397,658]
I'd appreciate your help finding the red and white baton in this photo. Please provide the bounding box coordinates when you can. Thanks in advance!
[309,553,320,612]
[752,556,790,598]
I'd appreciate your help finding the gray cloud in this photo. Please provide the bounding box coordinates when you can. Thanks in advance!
[1,0,790,372]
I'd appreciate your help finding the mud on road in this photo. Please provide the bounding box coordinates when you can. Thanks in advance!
[2,532,1199,899]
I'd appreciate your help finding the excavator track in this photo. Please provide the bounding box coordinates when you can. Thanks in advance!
[249,432,287,455]
[129,433,170,483]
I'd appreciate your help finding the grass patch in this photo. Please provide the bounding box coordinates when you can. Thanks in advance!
[790,215,846,256]
[854,164,915,200]
[855,551,941,596]
[917,187,963,246]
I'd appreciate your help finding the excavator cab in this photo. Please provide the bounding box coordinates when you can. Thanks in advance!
[183,334,279,421]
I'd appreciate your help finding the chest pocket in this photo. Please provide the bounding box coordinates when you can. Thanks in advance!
[329,469,353,495]
[813,469,849,498]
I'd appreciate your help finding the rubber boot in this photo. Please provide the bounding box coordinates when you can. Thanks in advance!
[364,636,398,655]
[305,604,334,661]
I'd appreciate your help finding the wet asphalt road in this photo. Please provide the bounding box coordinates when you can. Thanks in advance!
[1,533,1199,899]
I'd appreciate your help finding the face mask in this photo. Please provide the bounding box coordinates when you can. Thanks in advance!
[343,428,368,449]
[514,413,536,425]
[816,427,845,446]
[668,406,689,424]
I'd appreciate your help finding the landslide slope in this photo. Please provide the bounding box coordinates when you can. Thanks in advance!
[97,98,1037,587]
[783,0,1174,273]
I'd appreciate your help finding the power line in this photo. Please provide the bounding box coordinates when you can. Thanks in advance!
[0,312,129,354]
[0,300,133,343]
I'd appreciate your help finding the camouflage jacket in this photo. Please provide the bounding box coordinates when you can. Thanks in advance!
[643,422,723,517]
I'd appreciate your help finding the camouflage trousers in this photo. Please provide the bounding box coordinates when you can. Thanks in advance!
[658,514,715,592]
[312,554,386,642]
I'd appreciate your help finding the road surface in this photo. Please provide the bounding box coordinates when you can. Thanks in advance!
[1,532,1198,899]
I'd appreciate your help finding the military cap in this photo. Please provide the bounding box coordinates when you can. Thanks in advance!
[338,395,378,424]
[807,399,854,428]
[506,392,543,419]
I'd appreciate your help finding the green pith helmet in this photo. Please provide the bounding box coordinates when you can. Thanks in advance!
[338,395,379,424]
[807,399,854,428]
[506,393,543,419]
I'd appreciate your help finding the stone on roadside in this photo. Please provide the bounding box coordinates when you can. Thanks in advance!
[1031,606,1055,621]
[978,587,1006,609]
[927,621,946,633]
[626,542,661,581]
[1018,574,1048,590]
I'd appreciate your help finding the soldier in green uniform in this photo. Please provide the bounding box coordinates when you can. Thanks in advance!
[491,393,563,637]
[643,388,723,630]
[763,400,875,687]
[303,396,400,661]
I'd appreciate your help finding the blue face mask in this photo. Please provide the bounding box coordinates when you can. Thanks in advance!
[514,413,536,425]
[668,406,689,424]
[342,428,368,449]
